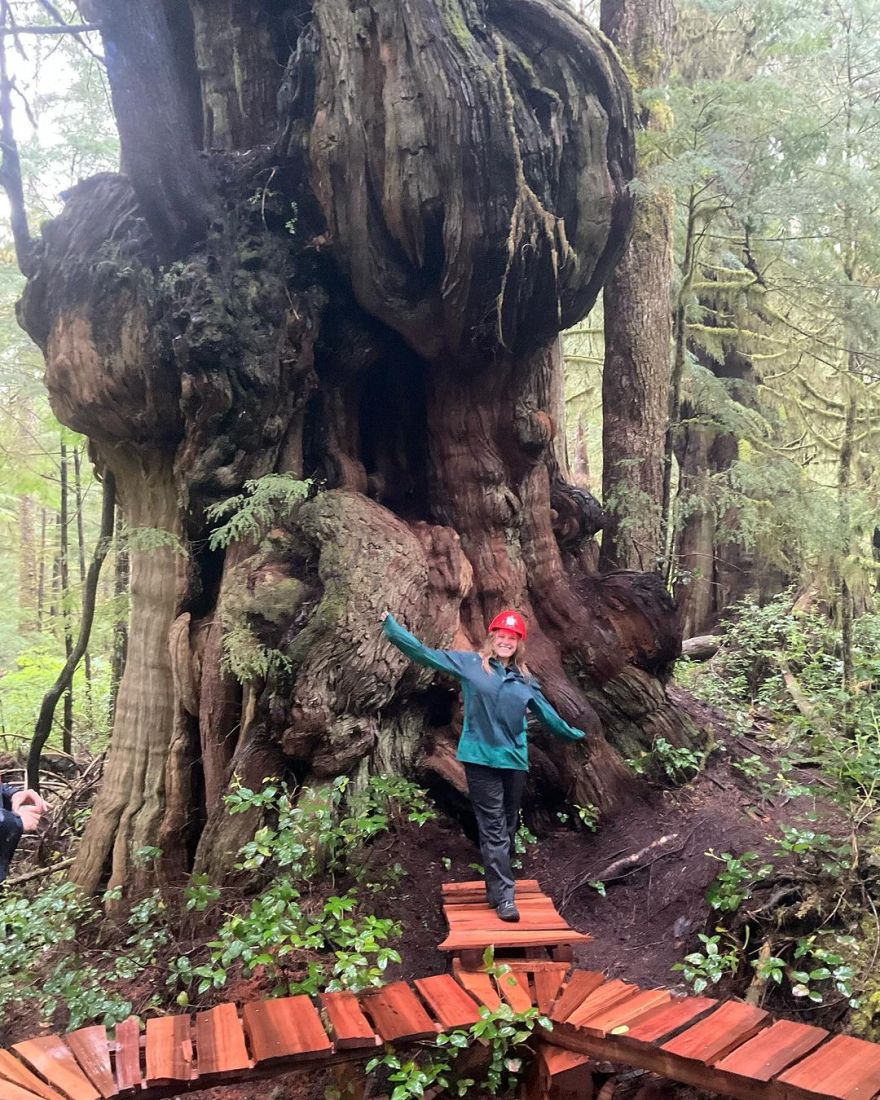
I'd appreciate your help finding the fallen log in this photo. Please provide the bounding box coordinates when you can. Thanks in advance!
[681,635,721,661]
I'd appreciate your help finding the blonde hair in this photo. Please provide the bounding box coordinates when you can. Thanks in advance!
[479,633,531,679]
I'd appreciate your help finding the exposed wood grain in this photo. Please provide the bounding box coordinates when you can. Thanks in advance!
[713,1020,827,1082]
[496,969,533,1013]
[320,992,381,1050]
[452,959,503,1010]
[13,1035,101,1100]
[576,988,672,1036]
[242,997,333,1064]
[145,1015,193,1084]
[550,971,607,1021]
[0,1050,67,1100]
[414,975,484,1030]
[661,1002,768,1064]
[195,1003,251,1076]
[564,980,641,1028]
[112,1017,143,1091]
[360,982,438,1043]
[64,1026,117,1098]
[777,1033,880,1099]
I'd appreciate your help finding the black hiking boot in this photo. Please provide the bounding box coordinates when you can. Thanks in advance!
[497,901,520,922]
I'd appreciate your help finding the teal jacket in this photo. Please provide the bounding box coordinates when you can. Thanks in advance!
[382,615,585,771]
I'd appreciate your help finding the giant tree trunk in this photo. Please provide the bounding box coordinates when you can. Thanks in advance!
[598,0,675,572]
[19,0,698,893]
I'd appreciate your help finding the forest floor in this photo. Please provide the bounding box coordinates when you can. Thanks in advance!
[3,689,856,1100]
[186,690,853,1099]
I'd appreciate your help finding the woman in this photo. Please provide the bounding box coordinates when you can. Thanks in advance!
[381,609,585,922]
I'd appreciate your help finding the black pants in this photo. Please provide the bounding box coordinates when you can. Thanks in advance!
[464,763,527,907]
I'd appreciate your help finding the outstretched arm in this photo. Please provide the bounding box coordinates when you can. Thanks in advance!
[381,613,469,679]
[527,689,586,742]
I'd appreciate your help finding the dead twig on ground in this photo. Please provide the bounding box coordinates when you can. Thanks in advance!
[563,833,682,906]
[5,857,73,887]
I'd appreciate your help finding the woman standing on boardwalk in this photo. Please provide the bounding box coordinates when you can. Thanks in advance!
[380,610,585,922]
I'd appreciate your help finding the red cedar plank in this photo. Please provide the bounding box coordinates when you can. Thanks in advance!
[452,961,503,1010]
[113,1018,143,1091]
[194,1003,251,1076]
[0,1051,67,1100]
[442,879,540,896]
[445,894,545,907]
[447,895,552,908]
[550,971,607,1021]
[505,960,572,973]
[242,997,333,1064]
[447,901,563,916]
[577,988,672,1036]
[145,1015,193,1084]
[540,1046,593,1075]
[661,1001,768,1064]
[713,1019,827,1081]
[360,982,439,1043]
[0,1083,55,1100]
[414,975,483,1030]
[622,997,718,1045]
[534,966,568,1015]
[496,969,533,1013]
[564,980,641,1028]
[320,991,380,1050]
[777,1033,880,1099]
[64,1027,117,1098]
[440,929,591,951]
[447,914,570,931]
[13,1036,101,1100]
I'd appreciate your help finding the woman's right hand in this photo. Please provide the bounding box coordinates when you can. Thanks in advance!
[17,807,43,833]
[380,611,388,622]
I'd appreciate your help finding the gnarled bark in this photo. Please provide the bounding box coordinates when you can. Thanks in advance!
[18,0,699,893]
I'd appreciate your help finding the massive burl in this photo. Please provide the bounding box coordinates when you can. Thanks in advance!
[18,0,696,892]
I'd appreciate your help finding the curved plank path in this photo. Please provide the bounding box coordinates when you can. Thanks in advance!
[5,964,880,1099]
[4,879,880,1100]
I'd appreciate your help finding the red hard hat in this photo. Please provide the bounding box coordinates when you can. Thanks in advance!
[488,610,527,640]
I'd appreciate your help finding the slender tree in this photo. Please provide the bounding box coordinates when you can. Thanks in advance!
[599,0,676,572]
[57,435,73,753]
[73,444,95,724]
[28,472,115,789]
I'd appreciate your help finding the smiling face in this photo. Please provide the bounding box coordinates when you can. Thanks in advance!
[491,628,520,662]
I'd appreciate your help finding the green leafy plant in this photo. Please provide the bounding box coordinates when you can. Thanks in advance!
[672,930,744,994]
[207,474,311,549]
[169,775,435,997]
[574,802,601,831]
[627,736,707,783]
[771,825,849,873]
[706,850,774,913]
[0,880,132,1029]
[364,1046,469,1100]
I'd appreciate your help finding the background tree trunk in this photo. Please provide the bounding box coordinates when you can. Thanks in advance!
[18,0,699,893]
[58,437,73,755]
[599,0,675,572]
[73,444,95,726]
[109,506,129,727]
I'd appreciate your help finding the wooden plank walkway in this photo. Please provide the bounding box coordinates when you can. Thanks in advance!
[439,879,592,955]
[4,873,880,1100]
[6,961,880,1098]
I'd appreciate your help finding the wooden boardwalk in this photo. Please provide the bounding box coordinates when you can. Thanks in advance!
[4,879,880,1099]
[438,879,592,958]
[5,962,880,1098]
